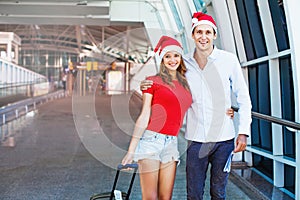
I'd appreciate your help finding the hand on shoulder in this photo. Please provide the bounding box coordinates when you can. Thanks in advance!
[140,79,153,90]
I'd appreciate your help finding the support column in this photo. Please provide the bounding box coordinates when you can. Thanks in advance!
[124,62,130,94]
[7,41,12,62]
[283,0,300,199]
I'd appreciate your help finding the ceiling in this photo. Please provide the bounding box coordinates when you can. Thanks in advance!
[0,0,152,64]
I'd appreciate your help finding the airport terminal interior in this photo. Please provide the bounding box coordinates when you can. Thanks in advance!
[0,0,300,199]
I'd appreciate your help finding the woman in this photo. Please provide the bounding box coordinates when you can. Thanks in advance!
[122,35,191,200]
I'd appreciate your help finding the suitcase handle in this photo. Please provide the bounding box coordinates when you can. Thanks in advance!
[109,163,138,200]
[90,164,139,200]
[117,163,138,170]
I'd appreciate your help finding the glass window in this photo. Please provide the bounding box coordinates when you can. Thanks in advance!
[268,0,290,51]
[248,62,272,152]
[235,0,267,60]
[253,154,273,180]
[25,56,32,66]
[33,53,40,66]
[193,0,205,11]
[284,165,295,194]
[48,55,55,66]
[39,56,46,65]
[167,0,188,53]
[70,55,77,63]
[279,56,295,159]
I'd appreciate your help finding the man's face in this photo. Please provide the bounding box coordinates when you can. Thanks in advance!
[192,24,216,51]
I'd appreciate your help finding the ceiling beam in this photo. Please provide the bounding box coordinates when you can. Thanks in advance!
[0,1,110,25]
[0,17,110,25]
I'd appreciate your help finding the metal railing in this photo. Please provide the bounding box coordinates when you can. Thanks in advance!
[0,82,32,97]
[231,106,300,131]
[244,110,299,199]
[251,111,300,131]
[0,90,65,126]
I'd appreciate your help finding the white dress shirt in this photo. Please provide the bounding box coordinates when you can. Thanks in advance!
[183,47,252,142]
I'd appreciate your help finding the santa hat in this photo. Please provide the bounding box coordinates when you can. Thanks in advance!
[191,12,217,33]
[154,35,183,62]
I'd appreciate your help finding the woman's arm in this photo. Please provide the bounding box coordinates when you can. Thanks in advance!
[122,93,153,165]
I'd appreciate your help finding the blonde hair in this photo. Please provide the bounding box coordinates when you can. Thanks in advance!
[158,56,190,91]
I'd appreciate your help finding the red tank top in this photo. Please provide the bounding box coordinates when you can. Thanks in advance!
[142,76,192,136]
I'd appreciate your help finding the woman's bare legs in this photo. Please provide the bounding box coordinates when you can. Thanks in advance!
[139,159,160,200]
[158,161,177,200]
[139,159,177,200]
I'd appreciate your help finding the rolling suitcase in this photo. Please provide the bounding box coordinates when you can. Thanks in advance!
[90,163,138,200]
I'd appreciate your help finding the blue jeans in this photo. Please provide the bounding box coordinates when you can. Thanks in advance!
[186,139,234,200]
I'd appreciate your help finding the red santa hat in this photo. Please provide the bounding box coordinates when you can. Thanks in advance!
[154,35,183,62]
[191,12,217,33]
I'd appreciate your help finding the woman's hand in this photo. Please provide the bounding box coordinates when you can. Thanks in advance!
[121,152,134,165]
[140,80,153,91]
[226,108,234,119]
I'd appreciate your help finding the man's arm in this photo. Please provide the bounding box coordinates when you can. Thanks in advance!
[231,56,252,153]
[140,79,153,91]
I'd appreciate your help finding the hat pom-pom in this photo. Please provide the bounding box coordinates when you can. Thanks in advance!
[192,18,198,24]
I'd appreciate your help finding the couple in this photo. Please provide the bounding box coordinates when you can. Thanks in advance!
[122,12,252,200]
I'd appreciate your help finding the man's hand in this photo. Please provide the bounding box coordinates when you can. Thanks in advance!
[140,80,153,91]
[234,134,247,153]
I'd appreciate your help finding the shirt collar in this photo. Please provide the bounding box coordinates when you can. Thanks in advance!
[185,46,219,60]
[183,51,194,62]
[184,46,219,65]
[208,46,218,60]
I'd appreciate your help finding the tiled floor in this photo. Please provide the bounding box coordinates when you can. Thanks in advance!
[0,93,293,199]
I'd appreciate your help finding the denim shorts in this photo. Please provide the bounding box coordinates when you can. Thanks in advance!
[134,130,179,163]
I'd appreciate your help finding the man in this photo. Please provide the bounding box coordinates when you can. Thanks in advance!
[141,12,252,200]
[183,12,252,200]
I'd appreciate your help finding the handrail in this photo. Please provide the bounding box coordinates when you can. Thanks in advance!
[0,80,48,89]
[0,90,65,126]
[231,106,300,131]
[252,111,300,131]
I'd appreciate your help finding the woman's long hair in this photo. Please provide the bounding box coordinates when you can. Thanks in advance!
[158,56,190,91]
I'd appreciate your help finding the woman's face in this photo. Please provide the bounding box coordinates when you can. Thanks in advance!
[162,51,181,72]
